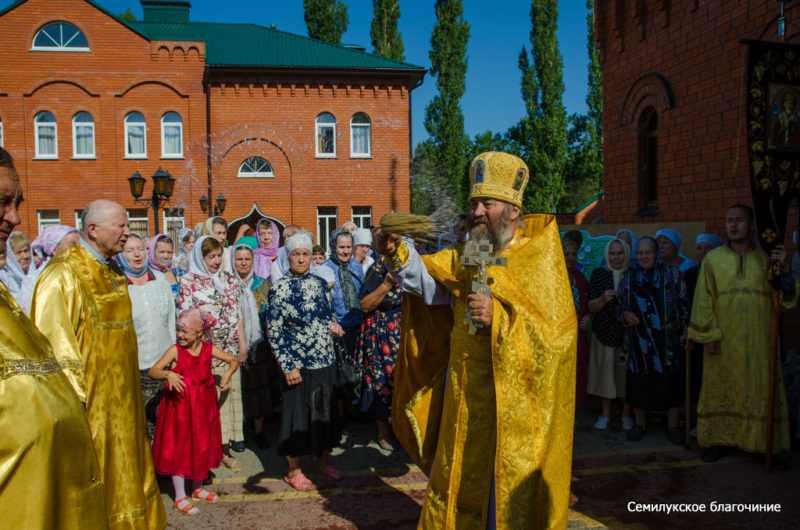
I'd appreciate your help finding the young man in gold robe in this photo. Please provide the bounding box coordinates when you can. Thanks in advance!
[375,152,577,529]
[0,148,107,527]
[32,199,167,529]
[689,204,797,464]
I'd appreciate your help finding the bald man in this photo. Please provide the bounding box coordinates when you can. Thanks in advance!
[32,199,167,529]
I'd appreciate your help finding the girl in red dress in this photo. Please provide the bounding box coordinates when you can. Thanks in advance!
[149,309,239,515]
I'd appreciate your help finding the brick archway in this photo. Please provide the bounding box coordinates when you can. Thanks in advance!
[620,72,675,126]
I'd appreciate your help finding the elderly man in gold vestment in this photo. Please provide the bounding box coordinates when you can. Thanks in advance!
[376,152,577,529]
[0,148,108,528]
[32,199,167,529]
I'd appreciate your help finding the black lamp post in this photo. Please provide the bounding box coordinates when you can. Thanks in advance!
[199,193,226,217]
[127,167,175,234]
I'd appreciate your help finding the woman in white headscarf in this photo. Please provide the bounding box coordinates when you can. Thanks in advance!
[0,232,31,299]
[173,227,196,277]
[178,235,247,471]
[17,225,80,314]
[587,238,634,431]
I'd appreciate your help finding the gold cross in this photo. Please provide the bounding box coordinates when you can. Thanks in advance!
[459,239,507,334]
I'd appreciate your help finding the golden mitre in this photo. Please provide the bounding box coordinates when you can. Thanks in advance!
[468,151,529,207]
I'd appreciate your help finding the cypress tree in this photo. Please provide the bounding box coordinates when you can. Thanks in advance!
[424,0,471,208]
[584,0,604,190]
[518,0,567,213]
[303,0,349,44]
[371,0,405,61]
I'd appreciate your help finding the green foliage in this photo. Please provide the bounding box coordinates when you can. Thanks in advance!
[558,113,600,211]
[584,0,604,191]
[424,0,471,209]
[411,141,458,218]
[117,8,136,22]
[370,0,405,61]
[303,0,349,44]
[517,0,568,213]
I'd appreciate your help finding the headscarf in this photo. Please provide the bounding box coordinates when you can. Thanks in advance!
[147,234,173,272]
[695,233,724,248]
[188,235,227,294]
[31,225,78,261]
[113,233,149,278]
[616,229,637,251]
[654,228,682,249]
[177,308,217,343]
[632,236,662,281]
[175,227,194,271]
[2,232,28,294]
[329,228,359,310]
[202,217,216,236]
[230,243,264,350]
[253,218,279,278]
[604,238,631,289]
[286,231,314,255]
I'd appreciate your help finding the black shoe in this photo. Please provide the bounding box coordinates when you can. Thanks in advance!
[230,440,246,453]
[626,424,646,441]
[254,431,270,450]
[701,446,725,463]
[668,427,684,445]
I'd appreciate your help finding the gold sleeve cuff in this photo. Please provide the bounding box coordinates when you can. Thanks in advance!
[387,240,410,270]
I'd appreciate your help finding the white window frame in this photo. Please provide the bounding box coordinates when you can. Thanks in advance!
[31,21,90,52]
[160,111,183,159]
[315,113,336,158]
[37,210,60,233]
[34,111,58,159]
[74,209,83,230]
[237,156,274,178]
[350,113,371,158]
[124,112,147,159]
[72,111,95,159]
[317,206,338,255]
[0,118,4,148]
[127,208,149,236]
[351,206,372,228]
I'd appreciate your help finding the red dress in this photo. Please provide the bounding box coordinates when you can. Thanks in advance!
[153,342,222,480]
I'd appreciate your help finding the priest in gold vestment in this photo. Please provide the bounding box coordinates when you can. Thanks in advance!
[0,149,108,528]
[377,152,577,529]
[32,200,167,529]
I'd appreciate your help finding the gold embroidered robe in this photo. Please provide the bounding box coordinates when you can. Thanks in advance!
[31,244,167,530]
[392,214,577,529]
[689,245,796,453]
[0,282,108,528]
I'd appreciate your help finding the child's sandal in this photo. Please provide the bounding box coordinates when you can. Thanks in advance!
[192,487,219,503]
[173,497,199,515]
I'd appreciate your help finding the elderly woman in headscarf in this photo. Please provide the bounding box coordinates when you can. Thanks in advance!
[149,234,179,297]
[17,225,79,314]
[268,232,345,491]
[352,227,375,274]
[563,238,591,406]
[0,232,32,299]
[253,218,280,281]
[115,232,176,442]
[655,228,696,273]
[173,227,196,277]
[616,228,637,268]
[616,236,688,444]
[587,237,634,431]
[178,235,247,471]
[231,242,282,449]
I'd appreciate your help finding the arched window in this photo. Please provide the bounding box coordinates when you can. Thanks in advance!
[72,111,94,158]
[124,112,146,158]
[32,22,89,51]
[238,157,274,178]
[34,111,57,158]
[315,112,336,157]
[350,112,371,158]
[161,112,183,158]
[637,107,659,215]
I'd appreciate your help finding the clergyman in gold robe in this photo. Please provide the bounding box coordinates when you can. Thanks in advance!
[0,148,108,528]
[32,199,167,529]
[375,152,577,529]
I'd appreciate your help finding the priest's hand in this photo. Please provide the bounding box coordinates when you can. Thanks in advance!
[285,368,302,386]
[706,341,719,355]
[623,311,640,326]
[467,293,493,327]
[770,245,790,272]
[166,371,186,393]
[373,228,402,257]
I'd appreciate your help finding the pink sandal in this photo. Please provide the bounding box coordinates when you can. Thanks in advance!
[283,472,315,491]
[318,465,343,481]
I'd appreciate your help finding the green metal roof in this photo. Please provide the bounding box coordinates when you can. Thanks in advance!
[129,21,424,72]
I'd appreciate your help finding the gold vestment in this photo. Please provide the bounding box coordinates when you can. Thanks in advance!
[393,214,577,529]
[32,244,167,529]
[0,282,107,528]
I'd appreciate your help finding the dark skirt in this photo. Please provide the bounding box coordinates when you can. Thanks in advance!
[241,340,282,420]
[140,369,164,443]
[626,368,683,411]
[277,364,341,458]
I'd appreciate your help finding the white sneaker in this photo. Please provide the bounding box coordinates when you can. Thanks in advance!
[594,416,610,430]
[622,417,635,431]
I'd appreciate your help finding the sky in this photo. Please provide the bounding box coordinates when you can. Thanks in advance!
[31,0,592,147]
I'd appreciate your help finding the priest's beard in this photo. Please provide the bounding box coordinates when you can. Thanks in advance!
[469,205,516,255]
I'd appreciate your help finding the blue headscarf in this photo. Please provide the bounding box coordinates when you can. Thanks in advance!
[654,228,682,249]
[114,233,149,278]
[695,233,724,248]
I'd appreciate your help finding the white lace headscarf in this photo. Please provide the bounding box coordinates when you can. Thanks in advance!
[188,235,227,294]
[230,244,264,350]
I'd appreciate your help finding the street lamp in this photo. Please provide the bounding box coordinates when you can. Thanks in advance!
[199,193,226,217]
[127,167,175,234]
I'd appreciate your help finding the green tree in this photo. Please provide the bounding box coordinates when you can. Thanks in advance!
[517,0,568,213]
[370,0,405,61]
[424,0,471,208]
[303,0,349,44]
[117,8,136,22]
[584,0,603,191]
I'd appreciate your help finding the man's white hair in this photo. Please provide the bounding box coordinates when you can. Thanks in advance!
[81,200,124,236]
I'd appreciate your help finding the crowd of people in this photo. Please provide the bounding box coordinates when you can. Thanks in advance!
[1,142,799,528]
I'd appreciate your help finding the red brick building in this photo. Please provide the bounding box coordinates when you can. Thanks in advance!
[596,0,798,238]
[0,0,424,252]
